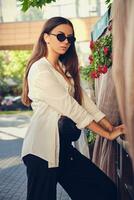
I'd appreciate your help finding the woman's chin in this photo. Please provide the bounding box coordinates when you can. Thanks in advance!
[58,50,68,55]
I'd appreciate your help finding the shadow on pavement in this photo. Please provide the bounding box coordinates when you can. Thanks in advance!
[0,138,27,200]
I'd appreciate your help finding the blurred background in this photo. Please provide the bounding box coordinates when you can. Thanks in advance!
[0,0,107,111]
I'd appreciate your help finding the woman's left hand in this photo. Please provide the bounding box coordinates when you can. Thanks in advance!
[99,117,114,132]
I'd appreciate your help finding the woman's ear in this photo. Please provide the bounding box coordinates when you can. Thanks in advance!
[44,33,50,44]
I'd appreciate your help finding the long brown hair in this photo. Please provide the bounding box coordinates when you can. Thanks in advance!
[22,17,82,106]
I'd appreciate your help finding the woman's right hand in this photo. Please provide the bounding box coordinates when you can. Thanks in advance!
[108,124,125,141]
[87,121,125,141]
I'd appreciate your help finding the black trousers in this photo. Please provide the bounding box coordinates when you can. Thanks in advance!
[23,118,119,200]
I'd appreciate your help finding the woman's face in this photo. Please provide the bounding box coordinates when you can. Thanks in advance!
[45,24,74,56]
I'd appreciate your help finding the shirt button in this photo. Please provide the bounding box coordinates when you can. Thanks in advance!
[70,157,73,160]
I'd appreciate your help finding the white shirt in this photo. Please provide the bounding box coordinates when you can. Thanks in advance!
[21,57,105,168]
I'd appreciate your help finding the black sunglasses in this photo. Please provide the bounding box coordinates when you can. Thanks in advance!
[49,33,76,44]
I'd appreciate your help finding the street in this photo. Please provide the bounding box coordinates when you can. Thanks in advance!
[0,112,71,200]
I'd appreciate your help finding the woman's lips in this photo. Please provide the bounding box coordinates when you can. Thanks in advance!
[60,46,67,49]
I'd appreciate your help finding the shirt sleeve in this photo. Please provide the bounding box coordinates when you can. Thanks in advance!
[30,68,95,129]
[81,88,105,122]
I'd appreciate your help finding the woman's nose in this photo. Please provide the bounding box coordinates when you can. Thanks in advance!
[64,38,69,44]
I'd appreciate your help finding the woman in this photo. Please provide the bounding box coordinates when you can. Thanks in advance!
[21,17,124,200]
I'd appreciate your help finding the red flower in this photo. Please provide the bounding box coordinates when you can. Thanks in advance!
[88,55,93,64]
[108,24,112,31]
[89,41,95,50]
[97,65,103,74]
[103,47,109,55]
[90,70,100,79]
[101,65,108,74]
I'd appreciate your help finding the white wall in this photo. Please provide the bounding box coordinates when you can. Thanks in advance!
[0,0,17,22]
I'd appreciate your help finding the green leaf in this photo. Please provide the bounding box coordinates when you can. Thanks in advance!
[85,129,96,144]
[18,0,56,12]
[105,0,113,8]
[21,0,29,12]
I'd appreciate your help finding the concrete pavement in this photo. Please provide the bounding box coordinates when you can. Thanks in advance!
[0,113,71,200]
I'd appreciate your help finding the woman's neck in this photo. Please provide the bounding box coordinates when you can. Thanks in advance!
[45,51,59,68]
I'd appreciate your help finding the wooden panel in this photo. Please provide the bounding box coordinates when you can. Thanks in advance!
[0,17,99,50]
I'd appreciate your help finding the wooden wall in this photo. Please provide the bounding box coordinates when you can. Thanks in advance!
[0,17,99,50]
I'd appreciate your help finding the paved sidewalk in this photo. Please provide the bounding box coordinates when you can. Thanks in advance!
[0,113,71,200]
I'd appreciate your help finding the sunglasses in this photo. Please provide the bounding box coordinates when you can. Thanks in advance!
[49,33,76,44]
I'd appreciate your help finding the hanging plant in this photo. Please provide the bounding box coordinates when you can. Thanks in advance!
[89,32,112,79]
[105,0,113,8]
[81,29,112,80]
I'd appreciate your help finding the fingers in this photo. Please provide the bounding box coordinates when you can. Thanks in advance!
[117,124,125,129]
[113,124,126,133]
[110,127,125,141]
[118,124,126,134]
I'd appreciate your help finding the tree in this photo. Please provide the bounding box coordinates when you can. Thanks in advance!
[18,0,57,12]
[0,50,31,96]
[0,51,9,95]
[0,52,6,81]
